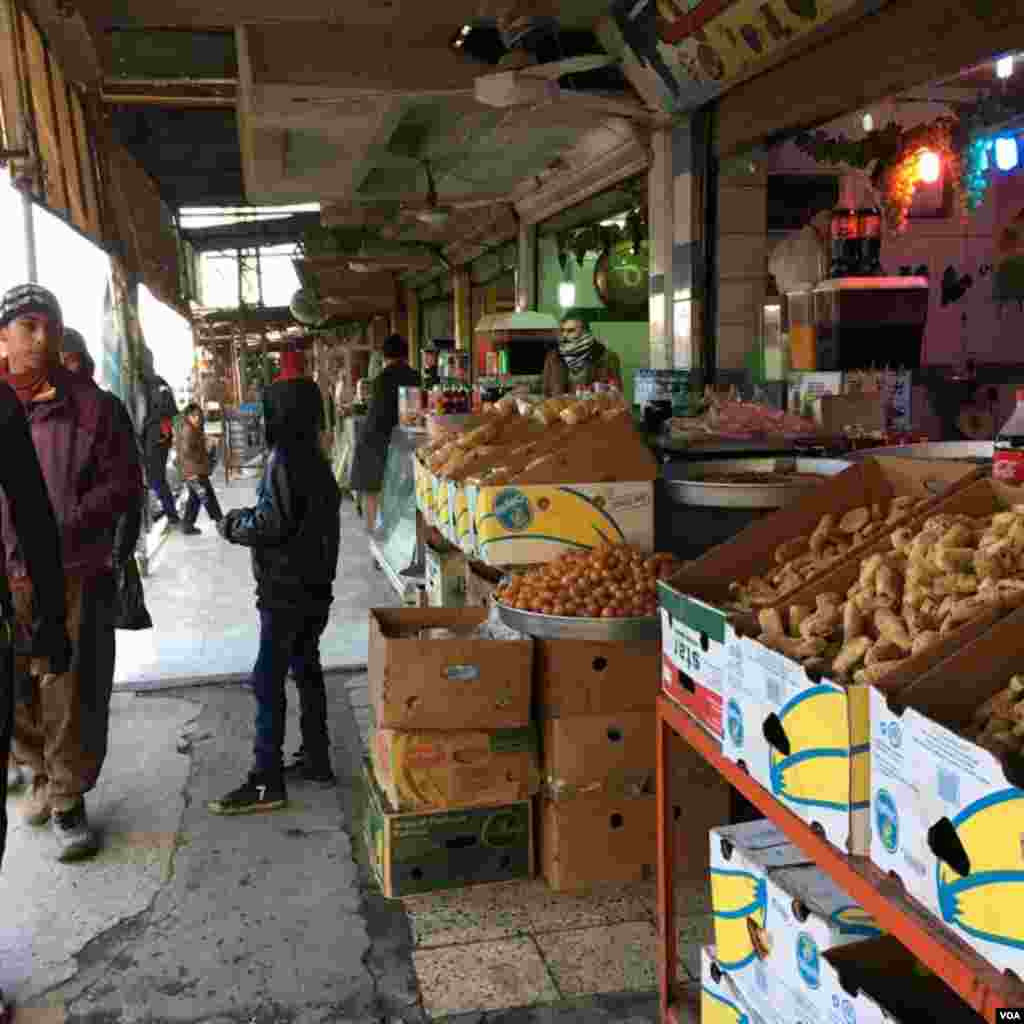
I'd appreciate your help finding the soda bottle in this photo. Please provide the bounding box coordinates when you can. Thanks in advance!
[994,389,1024,483]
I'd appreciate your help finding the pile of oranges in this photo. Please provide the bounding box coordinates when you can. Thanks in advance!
[495,545,680,619]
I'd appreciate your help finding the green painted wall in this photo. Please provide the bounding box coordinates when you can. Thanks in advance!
[537,235,649,403]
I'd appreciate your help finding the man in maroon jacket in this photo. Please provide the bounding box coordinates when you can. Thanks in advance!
[0,284,142,862]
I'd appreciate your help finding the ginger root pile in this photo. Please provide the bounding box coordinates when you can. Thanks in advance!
[961,676,1024,757]
[730,497,933,609]
[754,506,1024,682]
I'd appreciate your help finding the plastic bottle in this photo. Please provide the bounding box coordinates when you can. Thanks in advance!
[994,389,1024,483]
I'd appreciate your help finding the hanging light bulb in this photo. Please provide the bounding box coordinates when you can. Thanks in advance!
[917,149,941,184]
[558,282,576,308]
[862,112,874,133]
[995,135,1020,171]
[997,55,1014,79]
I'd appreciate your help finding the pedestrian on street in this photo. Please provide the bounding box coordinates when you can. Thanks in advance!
[61,328,151,631]
[0,284,143,862]
[0,371,71,1024]
[210,376,341,815]
[142,374,180,528]
[177,402,224,536]
[349,333,420,532]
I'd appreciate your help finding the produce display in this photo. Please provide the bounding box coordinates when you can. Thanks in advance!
[729,497,934,609]
[418,393,657,487]
[495,545,681,619]
[964,675,1024,757]
[667,390,822,442]
[754,508,1024,682]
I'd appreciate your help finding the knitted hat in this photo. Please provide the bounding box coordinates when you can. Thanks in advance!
[0,284,62,329]
[63,327,96,378]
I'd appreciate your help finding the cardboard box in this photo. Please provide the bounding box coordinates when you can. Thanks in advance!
[710,820,881,978]
[372,725,540,812]
[471,480,655,567]
[534,637,661,718]
[465,560,503,608]
[539,791,656,891]
[721,479,1024,854]
[369,608,533,730]
[448,480,474,552]
[362,760,534,898]
[542,711,655,800]
[425,543,467,608]
[813,393,886,435]
[658,457,983,741]
[869,605,1024,977]
[700,948,750,1024]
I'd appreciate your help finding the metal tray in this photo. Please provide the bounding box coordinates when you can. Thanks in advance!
[494,601,660,646]
[665,457,850,508]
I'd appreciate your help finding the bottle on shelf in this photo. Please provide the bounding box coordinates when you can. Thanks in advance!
[829,205,860,278]
[856,206,883,275]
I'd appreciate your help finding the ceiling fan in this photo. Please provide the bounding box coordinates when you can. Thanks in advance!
[399,160,509,226]
[474,54,668,124]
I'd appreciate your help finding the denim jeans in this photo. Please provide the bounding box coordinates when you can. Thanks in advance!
[183,476,223,525]
[150,478,178,521]
[250,609,330,776]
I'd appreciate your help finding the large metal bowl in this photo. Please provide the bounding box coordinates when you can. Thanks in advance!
[494,601,660,646]
[665,457,850,509]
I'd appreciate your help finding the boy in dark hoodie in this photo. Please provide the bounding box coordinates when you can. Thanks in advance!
[209,377,341,814]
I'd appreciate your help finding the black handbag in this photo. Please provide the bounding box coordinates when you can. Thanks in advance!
[114,556,153,631]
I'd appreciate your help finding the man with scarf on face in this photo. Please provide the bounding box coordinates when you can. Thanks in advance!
[542,311,622,397]
[0,285,142,862]
[210,376,341,815]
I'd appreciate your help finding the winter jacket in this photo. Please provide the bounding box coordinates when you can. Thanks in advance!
[542,341,622,397]
[0,381,70,668]
[220,378,341,614]
[0,365,143,580]
[178,418,211,480]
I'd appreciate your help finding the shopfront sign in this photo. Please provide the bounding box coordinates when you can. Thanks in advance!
[610,0,862,107]
[659,0,863,86]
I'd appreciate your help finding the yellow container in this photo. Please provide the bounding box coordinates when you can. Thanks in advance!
[473,481,654,567]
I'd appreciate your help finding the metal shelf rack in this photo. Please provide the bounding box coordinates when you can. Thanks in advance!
[656,694,1024,1024]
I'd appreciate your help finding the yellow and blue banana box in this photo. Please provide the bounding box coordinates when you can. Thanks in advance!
[413,457,432,522]
[471,481,654,567]
[711,821,881,973]
[723,634,873,856]
[447,480,475,554]
[870,605,1024,978]
[700,947,751,1024]
[711,822,888,1024]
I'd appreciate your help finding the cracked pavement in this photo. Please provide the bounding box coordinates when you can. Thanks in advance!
[1,673,426,1024]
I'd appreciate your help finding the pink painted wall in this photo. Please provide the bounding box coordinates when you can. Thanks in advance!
[766,130,1024,367]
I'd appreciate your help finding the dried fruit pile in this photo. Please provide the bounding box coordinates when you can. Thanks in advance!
[755,507,1024,682]
[495,546,681,619]
[964,676,1024,757]
[730,496,934,609]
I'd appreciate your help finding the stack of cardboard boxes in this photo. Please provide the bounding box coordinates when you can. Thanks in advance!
[364,607,538,898]
[536,637,730,891]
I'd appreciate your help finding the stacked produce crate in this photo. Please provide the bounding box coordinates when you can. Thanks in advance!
[656,455,1024,1018]
[363,607,538,898]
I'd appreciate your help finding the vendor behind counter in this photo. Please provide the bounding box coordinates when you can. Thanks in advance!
[543,311,623,397]
[349,333,421,532]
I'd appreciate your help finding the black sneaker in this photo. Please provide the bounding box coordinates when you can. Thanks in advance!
[284,747,336,788]
[207,772,287,815]
[183,525,201,536]
[53,800,99,862]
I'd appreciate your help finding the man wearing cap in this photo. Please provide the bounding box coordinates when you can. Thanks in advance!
[0,285,142,862]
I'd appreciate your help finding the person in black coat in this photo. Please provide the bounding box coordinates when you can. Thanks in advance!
[209,377,342,815]
[141,375,180,526]
[349,333,421,532]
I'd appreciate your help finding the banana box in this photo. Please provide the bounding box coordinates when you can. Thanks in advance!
[413,457,432,521]
[472,481,654,567]
[711,821,881,978]
[869,605,1024,977]
[371,725,540,812]
[658,586,744,742]
[701,947,754,1024]
[425,544,466,608]
[447,480,475,554]
[433,472,453,537]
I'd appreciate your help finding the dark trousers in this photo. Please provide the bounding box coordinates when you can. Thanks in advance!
[150,478,178,521]
[0,638,12,869]
[250,609,330,777]
[183,476,223,526]
[147,447,178,522]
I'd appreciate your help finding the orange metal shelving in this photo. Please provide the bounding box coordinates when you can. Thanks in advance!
[656,694,1024,1024]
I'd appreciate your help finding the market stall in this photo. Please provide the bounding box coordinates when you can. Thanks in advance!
[656,35,1024,1024]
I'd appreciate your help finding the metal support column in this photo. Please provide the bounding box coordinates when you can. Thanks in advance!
[22,190,37,283]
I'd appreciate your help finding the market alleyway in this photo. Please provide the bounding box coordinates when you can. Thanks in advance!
[1,467,700,1024]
